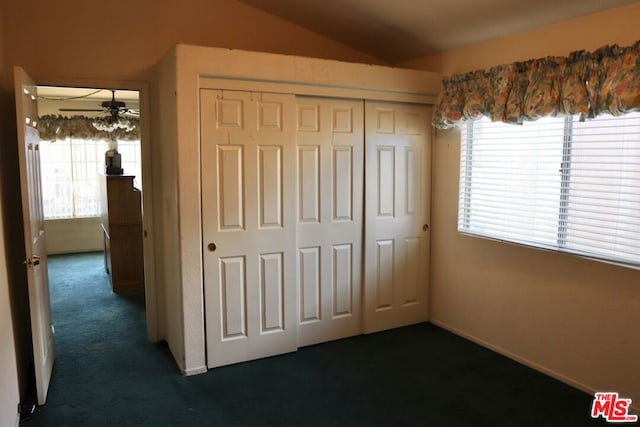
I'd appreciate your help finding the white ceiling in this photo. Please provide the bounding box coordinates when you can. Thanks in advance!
[238,0,639,63]
[37,86,139,102]
[36,86,139,116]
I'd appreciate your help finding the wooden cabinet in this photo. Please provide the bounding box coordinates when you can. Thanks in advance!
[100,175,144,292]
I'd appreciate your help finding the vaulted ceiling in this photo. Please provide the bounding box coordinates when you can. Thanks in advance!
[238,0,639,63]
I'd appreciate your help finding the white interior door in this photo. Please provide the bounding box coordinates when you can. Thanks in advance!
[14,67,54,404]
[295,97,363,347]
[201,89,297,368]
[364,101,431,333]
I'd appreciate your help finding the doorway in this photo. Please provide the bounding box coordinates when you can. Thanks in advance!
[14,69,159,409]
[37,86,142,256]
[34,84,156,337]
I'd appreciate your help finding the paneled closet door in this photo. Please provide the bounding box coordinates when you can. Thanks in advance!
[296,97,364,347]
[201,89,297,368]
[364,101,431,333]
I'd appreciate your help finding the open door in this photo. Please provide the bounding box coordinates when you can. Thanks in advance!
[14,67,54,404]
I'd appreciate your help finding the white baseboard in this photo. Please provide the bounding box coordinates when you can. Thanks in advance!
[181,365,207,376]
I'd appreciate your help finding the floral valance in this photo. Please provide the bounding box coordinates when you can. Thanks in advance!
[38,115,140,141]
[432,41,640,129]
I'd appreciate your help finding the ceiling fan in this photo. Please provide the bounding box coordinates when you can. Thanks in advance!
[59,89,139,121]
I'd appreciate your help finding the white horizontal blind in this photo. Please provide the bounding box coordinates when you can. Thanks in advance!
[40,138,142,219]
[565,114,640,264]
[459,112,640,268]
[118,140,143,189]
[459,117,565,246]
[40,138,74,219]
[40,138,107,219]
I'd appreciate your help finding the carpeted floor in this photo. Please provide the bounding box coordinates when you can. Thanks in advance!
[22,252,606,426]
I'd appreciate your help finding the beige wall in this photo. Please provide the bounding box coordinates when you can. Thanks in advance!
[0,1,21,424]
[0,0,382,407]
[1,0,382,89]
[403,3,640,75]
[155,49,183,371]
[403,3,640,408]
[0,200,19,427]
[45,218,103,255]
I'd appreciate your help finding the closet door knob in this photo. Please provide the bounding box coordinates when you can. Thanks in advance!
[422,224,429,231]
[208,243,217,252]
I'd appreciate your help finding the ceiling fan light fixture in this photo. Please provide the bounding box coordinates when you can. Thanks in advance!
[102,99,126,110]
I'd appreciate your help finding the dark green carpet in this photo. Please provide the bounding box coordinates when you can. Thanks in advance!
[22,252,606,427]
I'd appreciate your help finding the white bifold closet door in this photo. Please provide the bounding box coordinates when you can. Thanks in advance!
[201,89,298,368]
[295,97,364,347]
[201,91,430,368]
[363,101,431,333]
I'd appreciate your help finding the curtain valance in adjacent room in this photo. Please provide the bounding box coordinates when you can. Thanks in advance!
[432,41,640,129]
[38,115,140,141]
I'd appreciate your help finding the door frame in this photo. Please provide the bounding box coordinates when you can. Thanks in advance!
[34,77,159,342]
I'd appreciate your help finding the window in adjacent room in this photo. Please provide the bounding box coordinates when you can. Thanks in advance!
[37,87,141,220]
[39,137,141,219]
[459,112,640,268]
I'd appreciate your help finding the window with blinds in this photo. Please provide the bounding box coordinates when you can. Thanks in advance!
[459,112,640,268]
[40,138,142,219]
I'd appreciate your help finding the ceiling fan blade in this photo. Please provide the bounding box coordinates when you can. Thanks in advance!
[59,108,105,112]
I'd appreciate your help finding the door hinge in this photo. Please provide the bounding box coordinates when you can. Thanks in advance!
[22,256,40,267]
